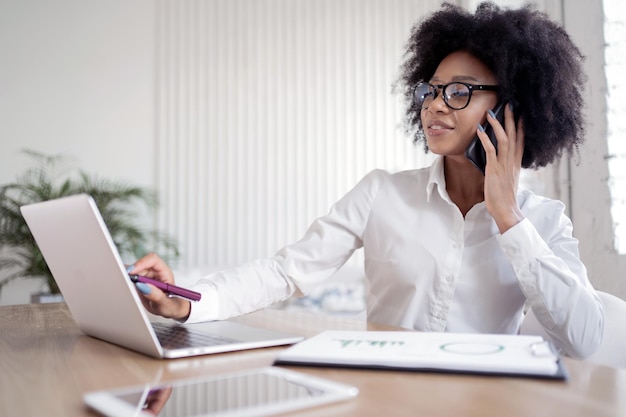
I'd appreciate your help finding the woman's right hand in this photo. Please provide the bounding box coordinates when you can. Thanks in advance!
[128,253,191,321]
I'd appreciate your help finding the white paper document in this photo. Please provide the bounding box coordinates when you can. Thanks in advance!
[275,331,566,379]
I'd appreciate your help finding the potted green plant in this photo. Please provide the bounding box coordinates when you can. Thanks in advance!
[0,149,179,302]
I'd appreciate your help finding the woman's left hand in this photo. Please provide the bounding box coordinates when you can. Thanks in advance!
[128,253,191,321]
[477,102,525,233]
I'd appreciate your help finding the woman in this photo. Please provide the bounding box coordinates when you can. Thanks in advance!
[129,2,604,359]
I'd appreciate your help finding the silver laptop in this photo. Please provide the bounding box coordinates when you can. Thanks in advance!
[20,194,303,359]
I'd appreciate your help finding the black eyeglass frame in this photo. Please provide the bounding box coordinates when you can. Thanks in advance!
[413,81,499,110]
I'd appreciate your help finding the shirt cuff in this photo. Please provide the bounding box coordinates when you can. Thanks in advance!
[184,283,220,323]
[496,218,552,265]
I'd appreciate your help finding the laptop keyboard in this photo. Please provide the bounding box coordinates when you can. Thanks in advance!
[152,322,240,350]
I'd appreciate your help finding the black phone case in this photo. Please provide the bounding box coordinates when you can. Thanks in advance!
[465,101,506,174]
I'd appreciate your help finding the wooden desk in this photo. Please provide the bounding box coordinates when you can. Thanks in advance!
[1,303,625,417]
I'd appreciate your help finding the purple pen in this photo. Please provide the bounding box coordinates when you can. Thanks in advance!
[129,274,202,302]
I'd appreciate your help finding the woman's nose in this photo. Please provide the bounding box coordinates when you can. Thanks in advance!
[427,92,449,112]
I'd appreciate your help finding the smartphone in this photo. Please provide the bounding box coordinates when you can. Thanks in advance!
[465,101,506,174]
[84,367,358,417]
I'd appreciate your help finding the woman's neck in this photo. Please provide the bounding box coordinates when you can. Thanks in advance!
[443,156,485,217]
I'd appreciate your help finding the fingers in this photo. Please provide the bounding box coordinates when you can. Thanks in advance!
[476,102,521,172]
[128,253,175,284]
[145,387,173,414]
[475,119,497,165]
[135,281,190,319]
[128,252,163,274]
[502,102,517,161]
[515,117,525,167]
[127,254,191,320]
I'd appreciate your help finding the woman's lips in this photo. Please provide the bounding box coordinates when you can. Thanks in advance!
[426,121,453,136]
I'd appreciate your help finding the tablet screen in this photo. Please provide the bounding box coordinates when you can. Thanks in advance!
[84,367,357,417]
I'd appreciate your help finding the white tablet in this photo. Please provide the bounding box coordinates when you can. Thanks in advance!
[84,367,358,417]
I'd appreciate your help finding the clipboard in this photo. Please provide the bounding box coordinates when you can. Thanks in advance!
[274,331,568,380]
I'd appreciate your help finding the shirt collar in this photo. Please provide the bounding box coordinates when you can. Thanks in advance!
[426,156,446,202]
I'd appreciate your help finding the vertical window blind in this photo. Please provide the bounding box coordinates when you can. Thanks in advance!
[155,0,439,272]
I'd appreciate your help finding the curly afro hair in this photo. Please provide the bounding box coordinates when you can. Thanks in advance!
[398,2,586,169]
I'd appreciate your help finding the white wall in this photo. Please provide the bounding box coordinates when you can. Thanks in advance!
[0,0,156,184]
[563,0,626,298]
[152,0,439,272]
[605,0,626,255]
[0,0,156,303]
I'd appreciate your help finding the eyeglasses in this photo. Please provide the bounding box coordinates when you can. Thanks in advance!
[413,81,498,110]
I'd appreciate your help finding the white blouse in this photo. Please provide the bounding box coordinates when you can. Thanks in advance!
[187,156,604,358]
